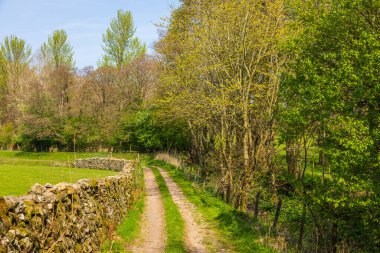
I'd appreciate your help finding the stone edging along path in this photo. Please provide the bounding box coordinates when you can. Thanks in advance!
[0,158,136,253]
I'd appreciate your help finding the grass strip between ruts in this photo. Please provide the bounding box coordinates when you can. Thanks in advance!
[150,167,186,253]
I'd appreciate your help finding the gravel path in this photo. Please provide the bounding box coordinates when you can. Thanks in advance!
[157,167,229,253]
[128,168,166,253]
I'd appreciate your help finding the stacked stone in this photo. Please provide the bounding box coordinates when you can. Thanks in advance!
[0,159,135,252]
[74,158,128,171]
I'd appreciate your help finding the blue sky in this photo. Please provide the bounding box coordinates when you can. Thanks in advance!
[0,0,180,68]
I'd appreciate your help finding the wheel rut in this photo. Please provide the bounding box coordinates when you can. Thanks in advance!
[157,167,230,253]
[127,167,166,253]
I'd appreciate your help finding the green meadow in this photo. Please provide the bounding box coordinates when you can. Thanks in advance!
[0,151,138,196]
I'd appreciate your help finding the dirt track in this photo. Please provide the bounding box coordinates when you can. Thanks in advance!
[158,167,229,253]
[128,168,166,253]
[128,167,230,253]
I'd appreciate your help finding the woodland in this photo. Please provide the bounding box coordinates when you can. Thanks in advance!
[0,0,379,252]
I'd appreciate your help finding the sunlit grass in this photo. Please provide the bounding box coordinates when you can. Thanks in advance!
[0,164,117,196]
[0,150,139,162]
[0,150,142,196]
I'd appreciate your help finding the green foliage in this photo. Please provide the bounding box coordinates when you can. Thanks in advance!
[40,29,75,69]
[0,35,32,69]
[0,35,31,89]
[102,10,146,68]
[279,0,380,250]
[62,116,94,151]
[0,52,6,125]
[19,116,66,152]
[120,109,190,152]
[0,123,15,149]
[0,49,6,91]
[150,167,186,253]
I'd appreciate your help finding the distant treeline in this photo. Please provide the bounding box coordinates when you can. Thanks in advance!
[0,10,189,153]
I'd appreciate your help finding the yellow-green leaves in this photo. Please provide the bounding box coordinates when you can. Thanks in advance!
[101,10,146,68]
[40,29,75,70]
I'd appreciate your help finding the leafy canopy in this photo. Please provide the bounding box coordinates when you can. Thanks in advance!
[101,9,146,68]
[40,29,75,69]
[0,35,32,80]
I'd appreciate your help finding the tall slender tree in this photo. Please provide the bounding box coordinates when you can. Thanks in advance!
[0,35,31,90]
[101,9,146,68]
[0,50,8,124]
[40,29,75,69]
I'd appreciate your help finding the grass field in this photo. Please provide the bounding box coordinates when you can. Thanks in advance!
[0,164,117,196]
[0,150,140,196]
[0,150,139,162]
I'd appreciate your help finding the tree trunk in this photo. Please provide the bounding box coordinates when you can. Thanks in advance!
[254,191,261,220]
[272,196,282,231]
[286,139,298,175]
[226,168,233,204]
[317,128,326,166]
[331,222,338,253]
[298,203,307,251]
[240,102,251,210]
[307,205,326,252]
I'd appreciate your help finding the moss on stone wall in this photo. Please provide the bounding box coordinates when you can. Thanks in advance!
[0,158,136,253]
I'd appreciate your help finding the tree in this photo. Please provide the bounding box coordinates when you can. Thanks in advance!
[0,50,7,124]
[40,29,75,69]
[281,0,380,250]
[0,35,32,128]
[101,9,146,68]
[156,0,290,209]
[120,109,189,152]
[0,35,31,90]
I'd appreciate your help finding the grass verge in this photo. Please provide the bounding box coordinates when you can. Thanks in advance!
[148,160,275,253]
[150,167,186,253]
[101,196,145,253]
[101,160,145,253]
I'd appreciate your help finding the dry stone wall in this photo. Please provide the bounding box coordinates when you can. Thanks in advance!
[74,157,129,171]
[0,158,136,253]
